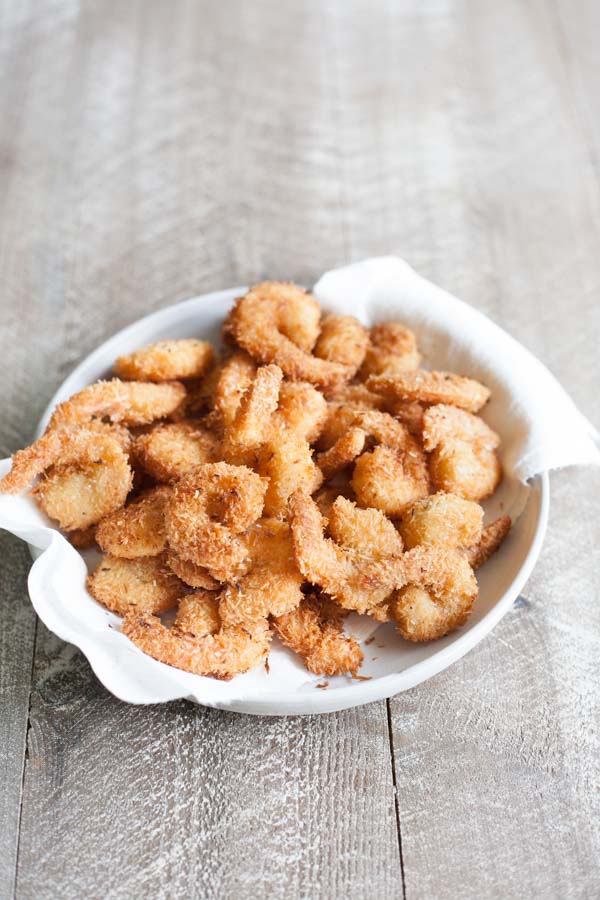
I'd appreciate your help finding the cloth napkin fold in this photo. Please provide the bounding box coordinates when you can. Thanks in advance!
[314,257,600,482]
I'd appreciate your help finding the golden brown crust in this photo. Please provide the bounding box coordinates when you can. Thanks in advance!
[352,442,430,517]
[273,596,363,677]
[87,553,186,615]
[174,591,221,636]
[133,419,219,483]
[399,492,483,550]
[466,515,511,569]
[115,339,214,382]
[316,427,366,479]
[47,379,186,430]
[96,486,170,558]
[314,314,369,376]
[359,323,421,378]
[368,371,490,413]
[165,551,220,590]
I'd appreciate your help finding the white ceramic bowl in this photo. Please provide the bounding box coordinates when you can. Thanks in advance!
[0,287,549,715]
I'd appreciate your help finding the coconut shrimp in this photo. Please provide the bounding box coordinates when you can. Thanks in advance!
[316,428,366,479]
[225,282,351,391]
[221,364,283,467]
[47,379,186,430]
[359,323,421,378]
[87,553,186,616]
[367,370,491,413]
[133,419,219,483]
[121,607,271,680]
[389,546,478,641]
[257,432,323,517]
[0,427,133,531]
[351,441,430,517]
[212,351,258,431]
[175,590,221,636]
[96,486,170,558]
[272,381,328,443]
[272,595,364,677]
[399,492,483,551]
[465,515,511,569]
[165,550,220,590]
[423,404,501,501]
[313,314,369,377]
[115,339,214,382]
[164,462,267,581]
[312,478,355,517]
[289,489,404,616]
[219,518,304,625]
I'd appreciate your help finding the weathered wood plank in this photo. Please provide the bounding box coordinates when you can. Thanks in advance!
[1,1,402,897]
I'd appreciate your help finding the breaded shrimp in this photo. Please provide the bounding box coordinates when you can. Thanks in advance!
[222,364,283,467]
[164,462,267,581]
[352,442,429,517]
[312,478,355,517]
[313,314,369,376]
[115,339,214,382]
[316,427,366,479]
[225,282,351,391]
[318,407,408,452]
[121,611,271,680]
[47,379,186,430]
[465,515,511,569]
[399,492,483,550]
[289,489,404,615]
[390,546,478,641]
[359,323,421,378]
[96,486,170,558]
[165,550,220,590]
[367,371,490,413]
[87,553,186,615]
[257,432,323,517]
[213,351,257,430]
[175,591,221,636]
[133,419,219,483]
[273,596,363,677]
[219,518,304,625]
[328,496,404,558]
[273,381,328,442]
[423,405,501,501]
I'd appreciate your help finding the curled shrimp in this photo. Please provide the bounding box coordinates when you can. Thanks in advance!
[96,486,170,558]
[398,492,483,551]
[423,404,501,501]
[213,351,258,431]
[313,314,369,376]
[389,546,478,642]
[288,489,404,616]
[0,427,133,531]
[272,595,364,677]
[273,381,328,442]
[465,515,511,570]
[115,339,214,382]
[133,419,219,483]
[165,550,220,590]
[316,427,366,479]
[47,379,186,430]
[219,518,304,625]
[221,364,283,467]
[359,322,421,378]
[225,282,352,391]
[367,370,491,413]
[121,601,271,680]
[164,462,267,581]
[87,553,187,616]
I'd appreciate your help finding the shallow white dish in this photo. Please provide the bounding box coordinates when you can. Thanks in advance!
[0,287,549,715]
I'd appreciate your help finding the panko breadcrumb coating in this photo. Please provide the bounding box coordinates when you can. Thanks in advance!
[115,339,214,382]
[0,280,512,680]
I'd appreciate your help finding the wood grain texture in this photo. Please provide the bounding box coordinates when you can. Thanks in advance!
[0,0,599,898]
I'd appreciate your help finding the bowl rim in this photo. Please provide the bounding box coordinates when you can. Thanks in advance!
[28,286,550,716]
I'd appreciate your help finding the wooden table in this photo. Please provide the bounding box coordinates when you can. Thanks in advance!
[1,2,599,898]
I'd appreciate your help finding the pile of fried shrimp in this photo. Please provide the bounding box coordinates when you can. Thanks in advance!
[0,282,512,682]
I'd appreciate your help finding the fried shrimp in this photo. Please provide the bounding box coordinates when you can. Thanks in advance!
[359,323,421,378]
[289,490,403,615]
[164,462,267,581]
[352,442,429,517]
[328,496,404,558]
[273,596,363,677]
[165,550,219,590]
[114,339,214,382]
[389,546,478,641]
[466,515,511,569]
[316,427,366,479]
[213,351,257,429]
[222,364,283,467]
[121,611,271,680]
[318,407,411,452]
[133,419,219,483]
[87,553,186,615]
[273,381,328,442]
[257,432,323,517]
[367,371,491,413]
[313,314,369,376]
[96,486,170,558]
[174,591,221,636]
[219,518,304,625]
[225,282,351,390]
[423,405,501,501]
[399,492,483,550]
[47,379,186,430]
[313,479,355,517]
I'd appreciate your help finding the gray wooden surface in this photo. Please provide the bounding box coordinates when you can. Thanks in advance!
[0,1,599,898]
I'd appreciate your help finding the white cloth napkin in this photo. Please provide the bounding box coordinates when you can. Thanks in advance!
[314,257,600,481]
